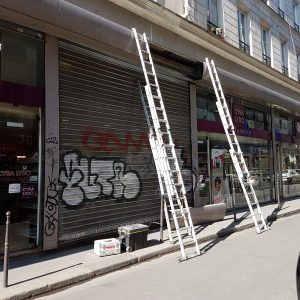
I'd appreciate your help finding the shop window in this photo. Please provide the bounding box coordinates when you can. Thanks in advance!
[196,95,221,122]
[244,107,266,130]
[275,114,293,135]
[0,26,44,87]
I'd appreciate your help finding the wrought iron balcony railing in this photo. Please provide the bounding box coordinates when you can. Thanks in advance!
[282,65,288,75]
[262,54,271,66]
[278,7,285,19]
[239,41,250,54]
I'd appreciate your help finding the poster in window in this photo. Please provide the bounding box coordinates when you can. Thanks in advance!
[211,149,225,204]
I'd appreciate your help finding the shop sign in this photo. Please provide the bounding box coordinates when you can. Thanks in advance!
[232,103,251,136]
[21,183,36,199]
[0,170,31,177]
[8,183,21,194]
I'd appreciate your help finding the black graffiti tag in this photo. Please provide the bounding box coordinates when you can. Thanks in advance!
[45,165,59,236]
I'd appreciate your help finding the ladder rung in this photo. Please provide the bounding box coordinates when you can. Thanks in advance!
[159,119,167,123]
[153,95,161,100]
[156,107,163,111]
[163,144,173,148]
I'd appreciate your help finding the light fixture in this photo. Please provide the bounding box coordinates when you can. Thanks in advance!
[7,121,24,128]
[17,156,26,159]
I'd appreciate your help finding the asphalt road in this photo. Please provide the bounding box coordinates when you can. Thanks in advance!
[37,215,300,300]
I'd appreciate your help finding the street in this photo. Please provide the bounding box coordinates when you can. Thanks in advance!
[37,215,300,300]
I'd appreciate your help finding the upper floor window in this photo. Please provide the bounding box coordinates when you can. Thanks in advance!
[293,2,300,32]
[261,27,271,66]
[297,53,300,82]
[281,41,288,75]
[207,0,223,36]
[278,0,285,19]
[238,9,250,54]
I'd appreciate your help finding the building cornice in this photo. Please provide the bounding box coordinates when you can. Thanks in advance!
[108,0,300,95]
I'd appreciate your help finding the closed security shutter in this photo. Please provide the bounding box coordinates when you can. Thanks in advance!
[58,41,192,242]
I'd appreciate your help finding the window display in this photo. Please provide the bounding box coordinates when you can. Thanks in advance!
[0,103,40,253]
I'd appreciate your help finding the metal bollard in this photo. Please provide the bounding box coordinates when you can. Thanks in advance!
[3,211,11,288]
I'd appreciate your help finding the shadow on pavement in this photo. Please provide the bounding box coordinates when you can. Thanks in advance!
[199,211,250,254]
[8,263,83,287]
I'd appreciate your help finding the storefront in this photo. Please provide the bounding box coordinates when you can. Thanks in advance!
[57,40,193,243]
[275,113,300,199]
[196,89,273,210]
[0,20,44,254]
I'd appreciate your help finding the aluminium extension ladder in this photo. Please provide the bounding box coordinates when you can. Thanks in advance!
[133,28,201,261]
[205,58,269,234]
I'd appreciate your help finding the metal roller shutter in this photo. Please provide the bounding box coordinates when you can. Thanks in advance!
[58,41,192,242]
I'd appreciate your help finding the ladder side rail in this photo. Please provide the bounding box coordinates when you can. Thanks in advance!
[135,28,200,259]
[141,32,186,199]
[207,58,268,233]
[153,133,188,244]
[150,134,175,242]
[139,42,189,237]
[161,145,191,232]
[137,79,176,241]
[138,80,153,130]
[144,85,177,199]
[230,150,261,233]
[140,34,186,209]
[233,163,261,233]
[142,33,167,114]
[144,42,197,253]
[144,85,186,219]
[148,123,187,243]
[210,60,252,181]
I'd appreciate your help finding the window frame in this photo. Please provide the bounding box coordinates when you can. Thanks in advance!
[280,41,288,75]
[261,26,271,66]
[237,9,250,54]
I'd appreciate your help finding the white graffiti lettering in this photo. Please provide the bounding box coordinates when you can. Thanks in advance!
[59,151,142,206]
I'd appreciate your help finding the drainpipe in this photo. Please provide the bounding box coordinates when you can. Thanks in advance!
[182,0,190,18]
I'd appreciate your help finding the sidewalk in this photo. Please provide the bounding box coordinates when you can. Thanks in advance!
[1,198,300,300]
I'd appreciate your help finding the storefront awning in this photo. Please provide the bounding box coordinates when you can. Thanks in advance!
[216,68,300,113]
[0,0,139,54]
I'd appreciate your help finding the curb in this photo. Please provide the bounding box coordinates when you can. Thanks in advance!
[1,208,300,300]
